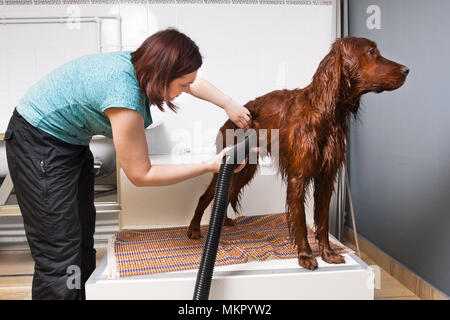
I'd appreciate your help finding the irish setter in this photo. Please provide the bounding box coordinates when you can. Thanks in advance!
[188,37,409,270]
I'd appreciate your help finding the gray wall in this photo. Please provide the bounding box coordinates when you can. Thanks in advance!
[347,0,450,297]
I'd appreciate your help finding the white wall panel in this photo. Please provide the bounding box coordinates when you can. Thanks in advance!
[120,2,337,228]
[120,4,148,47]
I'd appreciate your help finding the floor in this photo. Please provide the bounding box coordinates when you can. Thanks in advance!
[0,241,420,300]
[341,239,420,300]
[0,247,108,300]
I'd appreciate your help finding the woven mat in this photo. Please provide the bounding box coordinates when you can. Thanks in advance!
[108,213,353,279]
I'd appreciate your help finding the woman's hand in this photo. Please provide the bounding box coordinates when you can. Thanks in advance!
[203,147,247,174]
[224,100,252,131]
[187,77,252,130]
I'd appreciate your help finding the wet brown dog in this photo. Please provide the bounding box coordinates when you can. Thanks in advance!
[188,37,409,270]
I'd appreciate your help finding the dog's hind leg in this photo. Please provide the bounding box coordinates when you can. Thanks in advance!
[187,174,218,239]
[188,120,258,238]
[187,162,259,239]
[227,162,259,224]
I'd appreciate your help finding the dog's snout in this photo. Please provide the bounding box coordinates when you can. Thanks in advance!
[401,66,410,76]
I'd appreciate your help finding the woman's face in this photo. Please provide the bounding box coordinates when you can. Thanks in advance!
[167,70,198,101]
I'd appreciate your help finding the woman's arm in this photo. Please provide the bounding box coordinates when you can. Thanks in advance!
[187,77,252,130]
[105,108,237,187]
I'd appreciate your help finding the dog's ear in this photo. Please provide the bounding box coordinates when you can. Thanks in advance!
[312,39,351,115]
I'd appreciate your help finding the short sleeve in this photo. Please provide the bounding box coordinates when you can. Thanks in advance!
[99,69,147,120]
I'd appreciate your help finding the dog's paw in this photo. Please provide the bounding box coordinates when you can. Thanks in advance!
[187,225,202,240]
[298,254,318,271]
[224,217,235,227]
[321,249,345,265]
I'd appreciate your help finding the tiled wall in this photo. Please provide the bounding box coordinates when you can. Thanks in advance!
[0,1,335,155]
[1,1,332,4]
[0,1,336,227]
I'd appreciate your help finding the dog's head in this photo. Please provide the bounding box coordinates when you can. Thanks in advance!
[313,37,409,114]
[343,37,409,94]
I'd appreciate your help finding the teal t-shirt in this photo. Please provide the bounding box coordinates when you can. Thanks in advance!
[16,51,152,146]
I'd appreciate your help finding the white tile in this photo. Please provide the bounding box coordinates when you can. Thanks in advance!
[274,60,288,89]
[83,4,120,16]
[122,45,139,51]
[1,24,35,48]
[200,43,263,103]
[101,45,122,53]
[69,4,122,50]
[100,17,121,47]
[0,49,8,93]
[0,92,15,132]
[202,6,266,49]
[64,21,99,51]
[35,47,67,79]
[147,4,177,35]
[173,5,205,45]
[9,89,26,108]
[0,5,66,17]
[5,48,37,91]
[119,4,148,46]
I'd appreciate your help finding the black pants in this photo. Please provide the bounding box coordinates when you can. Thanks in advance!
[4,108,96,300]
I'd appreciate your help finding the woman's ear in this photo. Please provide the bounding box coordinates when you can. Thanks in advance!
[185,82,193,94]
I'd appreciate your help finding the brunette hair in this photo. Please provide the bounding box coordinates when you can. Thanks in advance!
[131,28,203,112]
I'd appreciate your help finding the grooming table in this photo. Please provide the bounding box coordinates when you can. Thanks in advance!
[86,252,373,300]
[86,214,374,300]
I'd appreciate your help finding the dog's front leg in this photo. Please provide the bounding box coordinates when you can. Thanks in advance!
[287,176,318,270]
[313,172,345,265]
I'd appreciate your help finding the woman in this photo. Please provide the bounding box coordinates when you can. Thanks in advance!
[4,28,251,300]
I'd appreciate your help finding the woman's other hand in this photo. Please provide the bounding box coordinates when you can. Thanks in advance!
[204,147,247,174]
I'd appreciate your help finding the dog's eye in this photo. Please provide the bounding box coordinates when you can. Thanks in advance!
[368,48,377,56]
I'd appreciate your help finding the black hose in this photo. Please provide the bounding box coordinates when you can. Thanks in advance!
[192,163,235,300]
[193,134,255,300]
